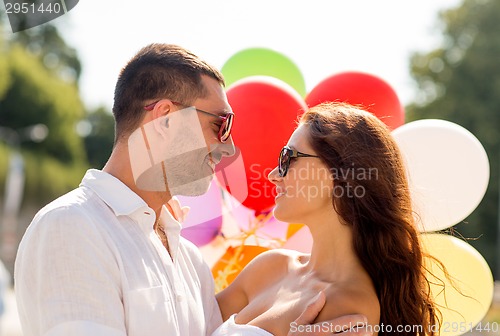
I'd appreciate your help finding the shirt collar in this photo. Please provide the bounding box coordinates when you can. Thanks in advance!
[80,169,149,216]
[80,169,183,260]
[159,203,182,261]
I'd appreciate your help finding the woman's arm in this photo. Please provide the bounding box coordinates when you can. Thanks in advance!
[215,271,248,321]
[288,293,371,336]
[215,249,291,321]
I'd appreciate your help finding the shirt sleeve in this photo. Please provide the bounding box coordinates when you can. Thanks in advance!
[15,206,127,336]
[201,259,223,336]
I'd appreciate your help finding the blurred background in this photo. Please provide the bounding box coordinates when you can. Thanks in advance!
[0,0,499,334]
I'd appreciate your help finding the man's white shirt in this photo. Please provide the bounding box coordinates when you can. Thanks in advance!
[15,169,223,336]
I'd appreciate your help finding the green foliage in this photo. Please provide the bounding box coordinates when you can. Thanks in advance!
[0,51,9,101]
[0,30,10,100]
[11,24,82,83]
[407,0,500,278]
[0,143,8,193]
[0,45,86,164]
[22,148,88,204]
[0,21,95,208]
[82,106,115,169]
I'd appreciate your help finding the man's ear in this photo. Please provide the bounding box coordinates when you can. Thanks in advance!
[150,101,172,136]
[151,100,171,120]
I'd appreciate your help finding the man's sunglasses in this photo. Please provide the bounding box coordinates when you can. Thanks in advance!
[279,146,319,177]
[144,100,234,143]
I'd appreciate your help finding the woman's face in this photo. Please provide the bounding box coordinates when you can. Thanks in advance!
[268,124,334,223]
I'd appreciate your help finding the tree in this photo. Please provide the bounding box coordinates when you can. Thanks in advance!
[0,47,9,101]
[407,0,500,278]
[0,16,10,100]
[1,10,87,163]
[0,44,86,164]
[10,24,82,83]
[82,106,115,169]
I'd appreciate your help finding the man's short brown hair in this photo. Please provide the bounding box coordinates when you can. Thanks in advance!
[112,43,225,142]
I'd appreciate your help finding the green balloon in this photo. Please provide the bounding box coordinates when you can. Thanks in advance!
[221,47,306,97]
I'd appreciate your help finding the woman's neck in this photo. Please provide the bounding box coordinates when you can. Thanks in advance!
[303,212,366,283]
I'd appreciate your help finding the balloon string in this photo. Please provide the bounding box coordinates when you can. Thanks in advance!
[213,209,284,292]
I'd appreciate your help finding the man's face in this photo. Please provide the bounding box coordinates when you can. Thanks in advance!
[168,75,236,196]
[128,75,235,197]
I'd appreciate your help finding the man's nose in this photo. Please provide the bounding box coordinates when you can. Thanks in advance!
[220,136,236,157]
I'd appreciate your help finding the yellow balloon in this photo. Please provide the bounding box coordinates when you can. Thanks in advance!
[421,233,494,336]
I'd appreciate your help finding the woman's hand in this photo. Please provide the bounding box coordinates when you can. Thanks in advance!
[287,292,372,336]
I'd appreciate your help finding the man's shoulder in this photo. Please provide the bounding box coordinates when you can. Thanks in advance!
[29,186,98,231]
[42,186,89,208]
[16,186,109,263]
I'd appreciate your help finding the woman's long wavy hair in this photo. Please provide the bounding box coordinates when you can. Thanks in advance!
[301,102,438,336]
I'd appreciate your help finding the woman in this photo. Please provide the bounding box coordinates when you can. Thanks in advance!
[213,102,438,336]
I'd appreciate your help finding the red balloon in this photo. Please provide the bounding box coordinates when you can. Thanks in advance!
[305,71,404,130]
[216,76,306,213]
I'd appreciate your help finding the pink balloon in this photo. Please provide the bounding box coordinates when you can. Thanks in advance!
[258,214,289,242]
[180,216,222,247]
[283,226,313,253]
[231,204,289,242]
[177,179,222,228]
[178,180,223,247]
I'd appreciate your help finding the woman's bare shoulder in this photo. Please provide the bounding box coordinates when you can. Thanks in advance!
[240,248,306,280]
[216,248,307,320]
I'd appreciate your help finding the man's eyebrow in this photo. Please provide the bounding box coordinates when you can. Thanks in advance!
[206,105,232,115]
[195,107,232,117]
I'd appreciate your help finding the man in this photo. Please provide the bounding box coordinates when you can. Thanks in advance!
[15,43,370,336]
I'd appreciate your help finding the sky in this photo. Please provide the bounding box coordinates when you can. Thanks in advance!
[55,0,463,110]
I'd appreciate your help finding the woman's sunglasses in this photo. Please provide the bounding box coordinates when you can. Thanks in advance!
[278,146,319,177]
[144,100,234,143]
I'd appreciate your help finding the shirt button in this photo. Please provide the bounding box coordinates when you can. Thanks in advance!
[176,294,184,302]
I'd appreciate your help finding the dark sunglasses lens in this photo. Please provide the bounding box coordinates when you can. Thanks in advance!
[279,148,290,176]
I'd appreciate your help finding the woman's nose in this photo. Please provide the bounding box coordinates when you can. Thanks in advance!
[268,166,282,184]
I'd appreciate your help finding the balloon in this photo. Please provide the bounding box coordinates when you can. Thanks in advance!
[212,245,269,292]
[392,119,489,232]
[286,223,305,239]
[215,146,249,214]
[305,71,404,130]
[180,216,222,247]
[260,215,290,243]
[221,47,306,97]
[229,203,289,244]
[422,233,494,335]
[179,180,223,246]
[283,225,313,253]
[217,76,307,213]
[177,179,222,228]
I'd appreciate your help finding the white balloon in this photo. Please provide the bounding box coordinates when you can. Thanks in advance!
[392,119,489,232]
